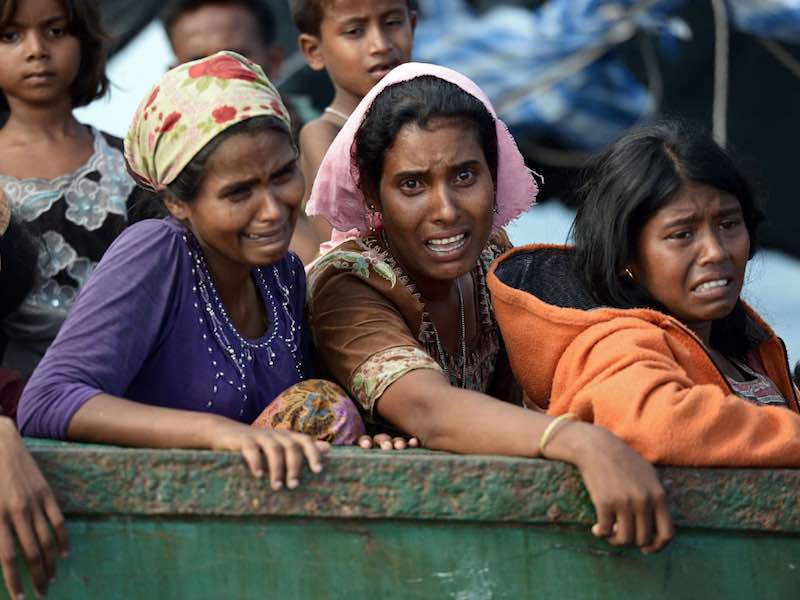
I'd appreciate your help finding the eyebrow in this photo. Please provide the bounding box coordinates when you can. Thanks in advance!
[392,159,483,180]
[661,205,743,228]
[9,15,68,27]
[218,177,258,197]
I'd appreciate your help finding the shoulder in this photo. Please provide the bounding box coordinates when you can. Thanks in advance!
[101,218,186,268]
[307,238,399,299]
[299,118,341,158]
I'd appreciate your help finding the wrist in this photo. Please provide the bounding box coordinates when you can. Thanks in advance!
[196,412,231,448]
[540,420,595,465]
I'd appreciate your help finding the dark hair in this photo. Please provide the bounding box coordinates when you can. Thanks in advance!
[290,0,414,36]
[571,119,764,358]
[0,0,109,115]
[161,0,276,45]
[354,75,497,201]
[165,115,292,203]
[0,219,38,318]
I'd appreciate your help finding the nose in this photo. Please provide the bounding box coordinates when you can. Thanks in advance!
[24,31,49,60]
[697,228,730,265]
[430,183,458,225]
[367,25,392,55]
[254,189,284,223]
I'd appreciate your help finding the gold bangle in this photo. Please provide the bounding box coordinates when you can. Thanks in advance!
[538,412,578,457]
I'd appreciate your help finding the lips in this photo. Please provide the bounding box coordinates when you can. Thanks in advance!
[691,278,731,293]
[24,71,55,80]
[425,232,468,255]
[368,61,400,79]
[241,224,288,245]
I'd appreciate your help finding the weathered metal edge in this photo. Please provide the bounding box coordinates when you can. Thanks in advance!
[26,441,800,533]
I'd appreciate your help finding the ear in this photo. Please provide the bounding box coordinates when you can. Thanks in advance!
[162,193,191,221]
[298,33,325,71]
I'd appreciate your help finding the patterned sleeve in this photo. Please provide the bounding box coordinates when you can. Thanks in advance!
[308,249,443,415]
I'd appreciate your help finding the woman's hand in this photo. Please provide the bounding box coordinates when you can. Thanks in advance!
[0,417,68,599]
[357,434,420,450]
[208,421,330,490]
[545,421,674,553]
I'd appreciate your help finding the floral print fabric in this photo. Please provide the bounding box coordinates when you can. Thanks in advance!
[125,51,291,192]
[350,346,443,414]
[253,378,366,444]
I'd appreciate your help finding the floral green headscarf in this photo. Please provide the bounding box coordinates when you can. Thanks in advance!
[124,51,291,192]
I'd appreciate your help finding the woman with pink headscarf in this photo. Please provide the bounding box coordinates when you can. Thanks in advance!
[307,63,674,553]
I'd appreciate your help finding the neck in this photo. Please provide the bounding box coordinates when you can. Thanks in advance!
[2,96,81,141]
[328,86,362,118]
[196,238,252,309]
[687,320,713,347]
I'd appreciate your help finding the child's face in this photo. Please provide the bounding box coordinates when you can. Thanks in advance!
[631,181,750,331]
[168,3,283,78]
[0,0,80,107]
[303,0,415,102]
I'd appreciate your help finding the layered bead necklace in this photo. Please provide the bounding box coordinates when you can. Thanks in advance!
[183,234,304,414]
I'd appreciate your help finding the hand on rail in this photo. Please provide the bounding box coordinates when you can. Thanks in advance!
[545,420,674,554]
[209,421,330,490]
[0,417,68,599]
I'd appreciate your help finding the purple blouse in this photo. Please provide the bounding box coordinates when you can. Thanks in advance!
[18,218,313,438]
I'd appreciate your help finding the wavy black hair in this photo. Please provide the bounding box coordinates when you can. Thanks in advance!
[354,75,497,202]
[0,0,109,118]
[571,119,764,359]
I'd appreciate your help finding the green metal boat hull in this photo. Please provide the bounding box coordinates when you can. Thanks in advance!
[4,442,798,599]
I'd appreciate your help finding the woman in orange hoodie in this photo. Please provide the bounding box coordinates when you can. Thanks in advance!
[489,119,800,467]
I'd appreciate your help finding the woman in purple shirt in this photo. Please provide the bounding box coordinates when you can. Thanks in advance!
[17,52,351,490]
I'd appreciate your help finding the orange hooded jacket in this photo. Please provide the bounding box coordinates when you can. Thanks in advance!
[488,244,800,467]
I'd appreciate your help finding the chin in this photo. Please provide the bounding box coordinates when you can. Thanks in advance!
[248,244,291,267]
[426,260,474,282]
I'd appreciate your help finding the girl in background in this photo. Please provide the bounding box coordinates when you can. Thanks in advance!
[0,0,142,377]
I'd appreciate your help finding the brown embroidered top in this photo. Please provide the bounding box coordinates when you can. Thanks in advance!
[307,230,519,418]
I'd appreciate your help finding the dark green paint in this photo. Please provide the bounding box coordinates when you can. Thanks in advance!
[3,441,798,599]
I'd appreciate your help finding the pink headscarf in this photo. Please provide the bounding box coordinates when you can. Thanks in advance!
[306,62,538,237]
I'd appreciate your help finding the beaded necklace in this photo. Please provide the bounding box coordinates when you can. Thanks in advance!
[183,233,303,414]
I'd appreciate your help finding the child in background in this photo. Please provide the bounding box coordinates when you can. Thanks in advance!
[0,0,141,377]
[163,0,321,263]
[291,0,415,245]
[162,0,284,79]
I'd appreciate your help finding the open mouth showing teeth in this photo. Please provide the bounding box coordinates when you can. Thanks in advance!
[693,279,730,293]
[243,232,281,241]
[426,233,467,252]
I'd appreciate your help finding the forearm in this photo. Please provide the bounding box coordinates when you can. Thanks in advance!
[378,370,591,463]
[66,394,228,450]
